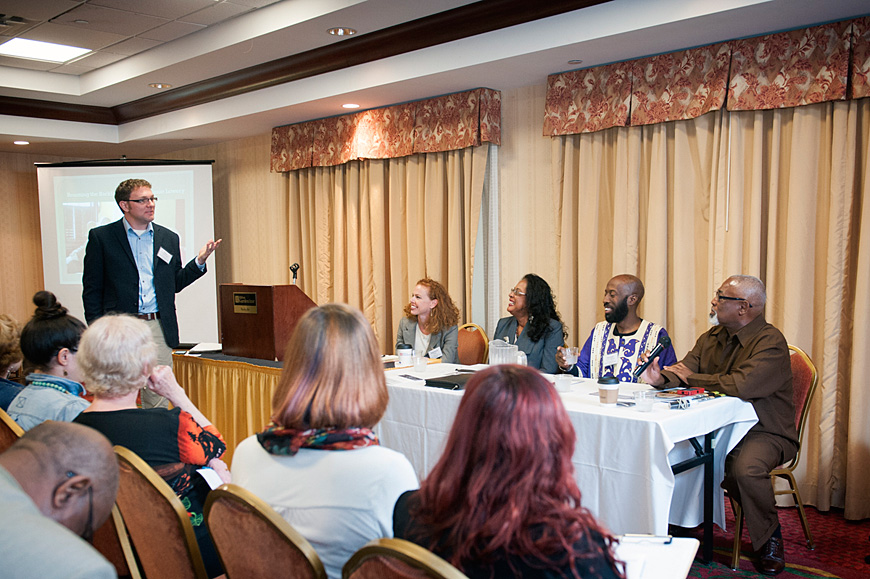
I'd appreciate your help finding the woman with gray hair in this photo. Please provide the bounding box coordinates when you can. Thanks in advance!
[73,314,229,578]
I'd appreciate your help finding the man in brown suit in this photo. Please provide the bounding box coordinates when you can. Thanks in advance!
[642,275,798,576]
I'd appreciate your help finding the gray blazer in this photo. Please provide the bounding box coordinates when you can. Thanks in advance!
[395,317,459,364]
[493,316,563,374]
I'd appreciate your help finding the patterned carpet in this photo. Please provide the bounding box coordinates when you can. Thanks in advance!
[681,504,870,579]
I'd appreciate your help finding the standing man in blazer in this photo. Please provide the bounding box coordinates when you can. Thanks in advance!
[82,178,221,408]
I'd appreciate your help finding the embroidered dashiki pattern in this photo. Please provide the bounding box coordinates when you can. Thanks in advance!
[588,320,665,382]
[258,425,379,456]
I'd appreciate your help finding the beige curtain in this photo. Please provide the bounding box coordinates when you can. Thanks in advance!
[287,145,489,352]
[552,99,870,518]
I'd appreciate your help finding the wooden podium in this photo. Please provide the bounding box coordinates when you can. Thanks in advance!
[219,284,316,361]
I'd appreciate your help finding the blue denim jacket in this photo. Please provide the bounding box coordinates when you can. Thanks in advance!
[6,374,89,431]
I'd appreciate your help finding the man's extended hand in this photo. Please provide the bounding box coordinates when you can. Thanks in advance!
[663,361,693,383]
[196,239,222,265]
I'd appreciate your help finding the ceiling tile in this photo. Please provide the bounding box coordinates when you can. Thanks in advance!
[88,0,216,21]
[50,61,95,74]
[140,20,204,43]
[98,36,159,56]
[181,2,251,27]
[0,54,57,70]
[226,0,283,8]
[21,21,128,50]
[71,49,127,68]
[0,0,82,21]
[53,4,168,37]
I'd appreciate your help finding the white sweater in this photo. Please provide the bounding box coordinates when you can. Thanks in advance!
[232,435,419,579]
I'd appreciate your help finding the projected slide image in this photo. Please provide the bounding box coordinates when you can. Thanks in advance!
[53,171,195,285]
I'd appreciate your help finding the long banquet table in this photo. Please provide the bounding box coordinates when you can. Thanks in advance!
[381,364,757,541]
[173,354,757,560]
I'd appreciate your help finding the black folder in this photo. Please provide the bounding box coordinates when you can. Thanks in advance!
[425,373,473,390]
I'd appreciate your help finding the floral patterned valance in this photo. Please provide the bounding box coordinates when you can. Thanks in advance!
[545,16,868,136]
[271,88,501,172]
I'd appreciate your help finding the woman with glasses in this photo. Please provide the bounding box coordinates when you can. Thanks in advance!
[233,304,418,579]
[7,291,89,430]
[396,278,460,363]
[393,365,623,579]
[493,274,566,373]
[74,314,229,578]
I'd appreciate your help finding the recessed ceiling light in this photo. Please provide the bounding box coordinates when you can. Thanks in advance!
[568,59,584,65]
[342,103,360,109]
[327,27,356,36]
[0,38,90,63]
[149,83,172,89]
[13,140,29,146]
[73,19,89,25]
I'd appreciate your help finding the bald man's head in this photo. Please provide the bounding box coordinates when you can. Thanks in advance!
[604,275,645,324]
[0,421,119,538]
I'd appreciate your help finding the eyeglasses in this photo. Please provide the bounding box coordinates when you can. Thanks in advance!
[82,486,94,543]
[126,197,158,204]
[714,290,752,307]
[509,287,526,297]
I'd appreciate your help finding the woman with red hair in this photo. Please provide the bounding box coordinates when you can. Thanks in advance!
[393,365,623,579]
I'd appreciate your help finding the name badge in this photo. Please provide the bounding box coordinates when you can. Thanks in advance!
[157,247,173,264]
[602,351,619,368]
[428,346,443,359]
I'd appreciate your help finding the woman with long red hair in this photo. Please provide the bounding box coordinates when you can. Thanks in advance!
[393,365,623,579]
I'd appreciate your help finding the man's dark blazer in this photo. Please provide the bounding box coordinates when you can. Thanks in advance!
[82,218,205,348]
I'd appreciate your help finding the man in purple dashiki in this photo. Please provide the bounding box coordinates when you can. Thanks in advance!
[557,274,677,382]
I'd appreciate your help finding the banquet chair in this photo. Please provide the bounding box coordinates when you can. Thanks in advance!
[729,345,818,570]
[457,323,488,365]
[204,483,326,579]
[114,446,209,579]
[91,505,142,579]
[0,407,24,452]
[343,538,469,579]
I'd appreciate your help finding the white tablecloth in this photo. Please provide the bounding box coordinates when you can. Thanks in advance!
[378,364,758,536]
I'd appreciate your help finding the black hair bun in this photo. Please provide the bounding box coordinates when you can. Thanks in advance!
[32,291,68,320]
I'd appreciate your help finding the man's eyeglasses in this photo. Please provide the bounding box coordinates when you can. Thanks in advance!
[714,290,752,307]
[509,287,526,296]
[126,197,158,204]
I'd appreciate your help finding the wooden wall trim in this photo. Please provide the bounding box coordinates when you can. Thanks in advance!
[4,0,609,126]
[0,95,117,125]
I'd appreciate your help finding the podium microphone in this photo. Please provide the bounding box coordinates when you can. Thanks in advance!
[289,263,300,285]
[633,335,671,380]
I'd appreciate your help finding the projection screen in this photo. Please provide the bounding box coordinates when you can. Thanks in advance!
[35,161,219,344]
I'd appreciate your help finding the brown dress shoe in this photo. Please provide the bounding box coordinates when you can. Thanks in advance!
[756,535,786,575]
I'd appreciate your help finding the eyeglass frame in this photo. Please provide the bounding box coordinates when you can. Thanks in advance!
[509,287,526,297]
[713,290,752,307]
[124,196,158,205]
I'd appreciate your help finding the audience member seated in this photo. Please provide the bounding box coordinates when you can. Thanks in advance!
[0,421,120,578]
[73,314,230,578]
[394,364,624,579]
[7,291,89,430]
[233,303,419,579]
[494,274,566,373]
[0,313,24,411]
[396,277,460,363]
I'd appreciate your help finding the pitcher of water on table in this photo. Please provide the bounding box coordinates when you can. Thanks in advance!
[488,340,527,365]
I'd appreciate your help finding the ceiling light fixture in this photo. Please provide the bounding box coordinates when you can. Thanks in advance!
[342,103,360,109]
[327,27,356,37]
[149,83,172,89]
[568,59,584,65]
[13,141,29,145]
[73,19,89,25]
[0,38,90,63]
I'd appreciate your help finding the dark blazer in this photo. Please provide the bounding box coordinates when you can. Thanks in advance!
[82,218,205,348]
[493,316,564,374]
[395,317,458,364]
